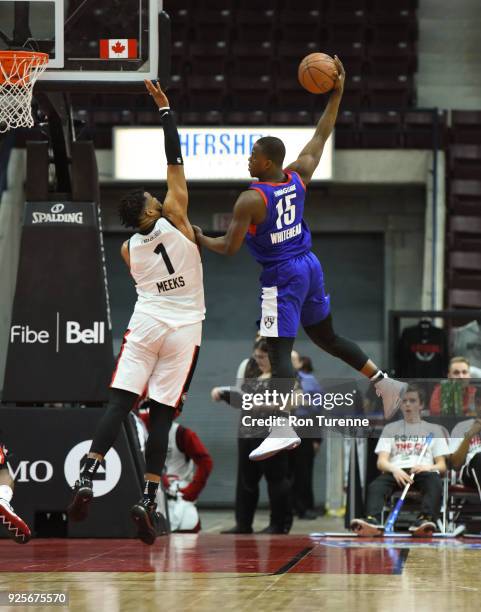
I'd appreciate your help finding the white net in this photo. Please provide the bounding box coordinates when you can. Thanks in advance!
[0,52,48,133]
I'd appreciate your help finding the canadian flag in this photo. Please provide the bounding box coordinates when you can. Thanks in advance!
[99,39,138,59]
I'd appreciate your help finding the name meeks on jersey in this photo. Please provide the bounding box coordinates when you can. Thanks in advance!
[156,275,186,293]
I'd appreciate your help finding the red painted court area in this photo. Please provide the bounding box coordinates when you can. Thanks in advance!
[1,535,411,575]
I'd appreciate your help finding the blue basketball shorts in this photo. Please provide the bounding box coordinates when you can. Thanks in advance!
[257,251,331,338]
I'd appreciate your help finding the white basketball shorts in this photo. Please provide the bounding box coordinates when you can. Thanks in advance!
[110,311,201,409]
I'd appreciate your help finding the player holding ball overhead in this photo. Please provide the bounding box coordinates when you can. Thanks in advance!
[195,54,406,461]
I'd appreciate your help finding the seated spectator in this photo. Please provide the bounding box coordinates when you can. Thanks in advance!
[160,421,213,533]
[350,384,449,537]
[430,356,477,416]
[449,387,481,499]
[135,403,213,533]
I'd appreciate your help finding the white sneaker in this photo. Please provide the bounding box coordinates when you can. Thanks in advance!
[0,498,31,544]
[374,377,408,419]
[249,426,301,461]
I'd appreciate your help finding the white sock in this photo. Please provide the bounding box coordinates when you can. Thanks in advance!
[0,484,13,503]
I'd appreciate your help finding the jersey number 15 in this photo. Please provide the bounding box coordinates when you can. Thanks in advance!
[275,194,296,230]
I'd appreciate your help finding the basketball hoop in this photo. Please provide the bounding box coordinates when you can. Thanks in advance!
[0,51,49,133]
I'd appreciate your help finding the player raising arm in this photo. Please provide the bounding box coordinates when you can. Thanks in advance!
[68,81,205,545]
[196,56,406,461]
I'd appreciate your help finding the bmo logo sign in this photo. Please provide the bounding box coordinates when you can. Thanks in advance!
[10,319,106,347]
[8,460,54,483]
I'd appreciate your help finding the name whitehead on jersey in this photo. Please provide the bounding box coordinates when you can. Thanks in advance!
[156,275,186,293]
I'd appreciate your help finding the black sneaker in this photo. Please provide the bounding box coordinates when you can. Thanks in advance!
[130,499,167,545]
[256,524,289,535]
[67,475,93,522]
[297,509,318,520]
[409,515,436,537]
[220,525,253,534]
[350,516,384,537]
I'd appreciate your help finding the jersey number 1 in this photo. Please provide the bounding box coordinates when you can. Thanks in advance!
[275,193,296,229]
[154,243,175,274]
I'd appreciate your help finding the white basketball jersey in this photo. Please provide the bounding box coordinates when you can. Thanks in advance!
[165,422,195,484]
[129,218,205,327]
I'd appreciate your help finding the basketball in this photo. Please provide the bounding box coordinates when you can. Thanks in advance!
[298,53,337,94]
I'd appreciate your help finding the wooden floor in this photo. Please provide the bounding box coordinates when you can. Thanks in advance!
[2,532,481,612]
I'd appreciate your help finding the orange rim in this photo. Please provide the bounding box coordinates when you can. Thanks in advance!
[0,51,49,85]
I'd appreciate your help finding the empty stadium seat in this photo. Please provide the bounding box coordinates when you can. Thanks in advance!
[181,110,222,125]
[368,42,417,75]
[231,41,275,77]
[192,10,233,42]
[278,11,322,43]
[189,41,229,75]
[332,110,359,148]
[359,111,401,148]
[403,110,446,148]
[324,11,367,43]
[365,76,415,108]
[341,75,364,110]
[230,75,273,111]
[270,110,312,125]
[235,10,276,42]
[451,111,481,145]
[449,145,481,180]
[187,75,227,111]
[224,110,268,125]
[448,289,481,309]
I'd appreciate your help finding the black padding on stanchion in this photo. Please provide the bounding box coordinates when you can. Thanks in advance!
[26,141,49,201]
[2,201,113,403]
[71,141,99,202]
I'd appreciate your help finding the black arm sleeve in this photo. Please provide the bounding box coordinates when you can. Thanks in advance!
[159,109,183,165]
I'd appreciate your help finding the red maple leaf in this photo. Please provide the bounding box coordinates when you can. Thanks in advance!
[111,41,125,55]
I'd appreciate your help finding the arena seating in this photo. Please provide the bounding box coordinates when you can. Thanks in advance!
[72,0,428,149]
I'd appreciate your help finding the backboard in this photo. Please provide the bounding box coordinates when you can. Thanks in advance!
[0,0,164,83]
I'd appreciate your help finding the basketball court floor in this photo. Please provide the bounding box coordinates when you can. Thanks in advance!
[2,512,480,611]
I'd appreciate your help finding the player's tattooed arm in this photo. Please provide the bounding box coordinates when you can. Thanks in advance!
[120,240,130,269]
[194,190,265,256]
[286,55,345,186]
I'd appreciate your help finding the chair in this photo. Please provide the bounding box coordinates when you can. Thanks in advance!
[365,76,415,109]
[450,181,481,206]
[229,75,273,111]
[192,9,233,42]
[235,10,276,42]
[323,42,366,75]
[359,111,401,148]
[448,289,481,309]
[224,110,268,125]
[403,110,446,149]
[181,110,223,125]
[278,11,322,43]
[369,0,418,10]
[332,110,359,148]
[451,111,481,145]
[275,79,315,112]
[270,110,312,125]
[368,42,417,76]
[231,41,275,77]
[324,11,367,43]
[369,17,417,44]
[186,75,227,111]
[189,41,229,75]
[446,471,481,535]
[448,252,481,291]
[341,75,364,110]
[449,145,481,180]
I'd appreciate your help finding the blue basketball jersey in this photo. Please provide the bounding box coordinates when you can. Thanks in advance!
[245,170,312,266]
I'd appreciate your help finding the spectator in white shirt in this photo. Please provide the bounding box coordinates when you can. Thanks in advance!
[449,387,481,498]
[351,384,449,537]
